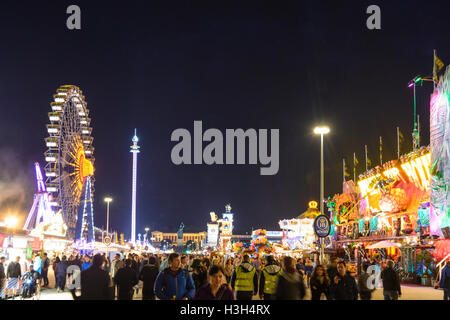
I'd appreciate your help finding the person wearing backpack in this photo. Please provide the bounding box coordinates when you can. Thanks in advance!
[154,253,195,300]
[193,265,235,300]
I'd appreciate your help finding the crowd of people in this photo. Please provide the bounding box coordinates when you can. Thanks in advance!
[1,251,449,300]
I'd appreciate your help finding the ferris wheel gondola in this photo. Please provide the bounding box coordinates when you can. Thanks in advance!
[44,85,95,239]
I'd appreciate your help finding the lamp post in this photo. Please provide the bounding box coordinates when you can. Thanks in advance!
[144,227,150,246]
[104,197,113,258]
[314,126,330,265]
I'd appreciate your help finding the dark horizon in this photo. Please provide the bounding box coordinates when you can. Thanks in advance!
[0,1,448,238]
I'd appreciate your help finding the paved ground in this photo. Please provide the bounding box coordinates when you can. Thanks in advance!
[7,269,444,300]
[9,284,443,300]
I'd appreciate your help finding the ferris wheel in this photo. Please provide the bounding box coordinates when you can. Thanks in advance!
[44,85,95,239]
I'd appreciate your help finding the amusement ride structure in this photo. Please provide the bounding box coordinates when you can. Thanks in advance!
[43,85,95,241]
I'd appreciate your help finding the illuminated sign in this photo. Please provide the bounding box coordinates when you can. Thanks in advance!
[358,174,381,197]
[308,201,318,209]
[314,215,331,238]
[400,154,431,189]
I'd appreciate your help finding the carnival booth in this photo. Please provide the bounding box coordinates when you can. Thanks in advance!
[278,201,321,252]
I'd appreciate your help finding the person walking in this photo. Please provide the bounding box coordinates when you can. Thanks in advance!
[310,265,330,300]
[224,258,234,284]
[154,253,195,300]
[439,260,450,300]
[259,255,282,301]
[230,254,258,300]
[139,256,159,300]
[358,264,374,300]
[329,261,358,300]
[194,265,235,300]
[55,256,68,293]
[81,255,92,271]
[304,258,314,287]
[110,253,124,298]
[192,259,208,291]
[275,256,305,300]
[41,253,50,287]
[326,257,339,282]
[6,256,22,298]
[114,259,138,300]
[78,254,112,300]
[381,259,402,300]
[0,256,6,299]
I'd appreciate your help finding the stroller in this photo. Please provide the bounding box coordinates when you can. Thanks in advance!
[20,270,41,300]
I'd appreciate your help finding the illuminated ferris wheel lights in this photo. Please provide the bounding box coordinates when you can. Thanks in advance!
[45,156,56,162]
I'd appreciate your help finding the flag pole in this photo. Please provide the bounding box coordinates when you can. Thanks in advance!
[433,49,437,89]
[418,115,420,148]
[397,127,400,159]
[343,158,345,183]
[353,153,356,182]
[365,145,368,172]
[379,136,383,165]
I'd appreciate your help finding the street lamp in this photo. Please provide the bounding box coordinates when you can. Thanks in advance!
[104,197,113,237]
[314,126,330,265]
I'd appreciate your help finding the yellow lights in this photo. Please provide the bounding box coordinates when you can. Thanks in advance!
[210,212,217,222]
[314,126,330,135]
[383,167,400,180]
[4,216,19,228]
[145,227,150,232]
[401,153,431,189]
[69,136,94,201]
[358,174,381,197]
[308,201,318,209]
[104,197,113,203]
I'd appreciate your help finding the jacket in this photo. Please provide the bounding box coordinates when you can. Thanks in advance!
[230,263,258,293]
[192,269,208,291]
[111,259,124,279]
[139,264,159,296]
[193,283,235,300]
[81,262,92,271]
[275,270,306,300]
[80,266,112,300]
[380,267,401,294]
[310,275,330,298]
[439,266,450,290]
[154,267,195,300]
[55,261,68,277]
[114,266,138,299]
[0,262,5,280]
[259,264,282,295]
[7,261,21,278]
[329,272,359,300]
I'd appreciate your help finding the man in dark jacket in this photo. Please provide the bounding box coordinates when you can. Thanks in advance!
[329,261,358,300]
[275,256,305,300]
[259,255,282,300]
[327,257,339,282]
[139,256,159,300]
[230,254,258,300]
[0,256,6,299]
[439,260,450,300]
[79,254,112,300]
[154,253,195,300]
[41,253,50,287]
[55,256,68,292]
[381,259,402,300]
[114,259,138,300]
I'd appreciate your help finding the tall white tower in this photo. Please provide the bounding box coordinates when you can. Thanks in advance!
[130,129,140,243]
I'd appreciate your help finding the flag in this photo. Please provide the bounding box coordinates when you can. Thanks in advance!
[344,159,350,178]
[398,129,404,144]
[434,52,445,83]
[436,55,445,71]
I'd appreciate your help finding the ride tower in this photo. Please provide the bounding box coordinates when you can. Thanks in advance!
[130,129,140,243]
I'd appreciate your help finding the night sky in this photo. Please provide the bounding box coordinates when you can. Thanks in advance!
[0,1,448,237]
